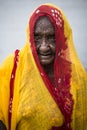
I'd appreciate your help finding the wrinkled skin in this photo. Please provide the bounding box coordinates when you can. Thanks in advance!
[34,16,56,66]
[34,16,56,83]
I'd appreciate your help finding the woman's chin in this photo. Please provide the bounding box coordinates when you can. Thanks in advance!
[40,58,54,66]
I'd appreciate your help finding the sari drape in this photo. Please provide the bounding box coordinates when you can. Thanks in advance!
[0,3,87,130]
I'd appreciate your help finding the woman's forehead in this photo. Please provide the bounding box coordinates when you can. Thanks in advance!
[35,16,55,29]
[34,16,55,33]
[35,16,52,25]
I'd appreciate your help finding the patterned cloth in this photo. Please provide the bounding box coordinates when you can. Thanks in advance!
[0,3,87,130]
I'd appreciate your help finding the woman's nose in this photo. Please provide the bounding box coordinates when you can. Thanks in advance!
[39,38,49,52]
[42,37,47,45]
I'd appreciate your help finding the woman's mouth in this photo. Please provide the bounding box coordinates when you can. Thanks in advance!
[39,52,52,59]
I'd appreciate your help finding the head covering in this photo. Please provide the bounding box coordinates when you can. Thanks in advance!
[28,4,73,130]
[27,3,87,130]
[0,3,87,130]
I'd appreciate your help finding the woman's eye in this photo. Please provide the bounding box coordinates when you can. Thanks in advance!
[47,35,55,41]
[35,35,42,41]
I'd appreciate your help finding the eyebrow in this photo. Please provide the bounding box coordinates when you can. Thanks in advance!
[34,30,55,35]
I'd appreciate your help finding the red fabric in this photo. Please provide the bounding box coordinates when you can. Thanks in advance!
[8,49,19,130]
[29,5,74,130]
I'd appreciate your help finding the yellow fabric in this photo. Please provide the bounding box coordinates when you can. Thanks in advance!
[62,9,87,130]
[0,3,87,130]
[0,54,14,129]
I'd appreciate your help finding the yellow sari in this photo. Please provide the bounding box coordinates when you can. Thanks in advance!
[0,3,87,130]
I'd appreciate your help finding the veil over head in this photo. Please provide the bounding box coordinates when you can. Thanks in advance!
[0,3,87,130]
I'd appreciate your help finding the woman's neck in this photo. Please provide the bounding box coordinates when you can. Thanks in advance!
[42,63,55,85]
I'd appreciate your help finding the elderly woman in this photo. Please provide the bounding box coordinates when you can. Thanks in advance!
[0,3,87,130]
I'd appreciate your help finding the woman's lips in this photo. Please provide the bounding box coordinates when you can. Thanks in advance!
[39,53,52,59]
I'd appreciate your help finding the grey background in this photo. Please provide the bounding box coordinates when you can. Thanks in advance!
[0,0,87,69]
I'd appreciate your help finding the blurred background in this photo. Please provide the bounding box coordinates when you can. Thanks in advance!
[0,0,87,69]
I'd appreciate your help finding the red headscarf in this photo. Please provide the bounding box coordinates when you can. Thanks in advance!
[29,4,74,130]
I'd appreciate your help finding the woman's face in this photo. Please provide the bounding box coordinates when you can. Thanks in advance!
[34,16,56,66]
